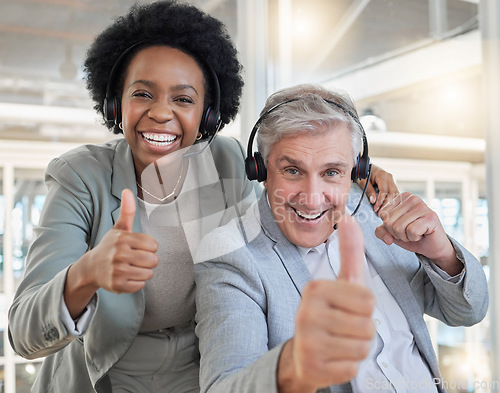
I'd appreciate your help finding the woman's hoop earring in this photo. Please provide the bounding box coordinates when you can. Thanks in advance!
[118,122,123,131]
[196,132,203,140]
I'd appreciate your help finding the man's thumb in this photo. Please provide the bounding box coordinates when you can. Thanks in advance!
[115,189,136,232]
[337,214,365,286]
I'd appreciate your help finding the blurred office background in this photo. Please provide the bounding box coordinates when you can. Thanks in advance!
[1,0,499,391]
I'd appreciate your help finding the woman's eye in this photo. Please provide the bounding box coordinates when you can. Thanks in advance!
[176,96,195,104]
[132,91,152,98]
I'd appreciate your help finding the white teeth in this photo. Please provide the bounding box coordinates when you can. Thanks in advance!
[142,132,177,146]
[295,210,322,220]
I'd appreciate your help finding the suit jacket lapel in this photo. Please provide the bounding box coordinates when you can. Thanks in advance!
[362,232,422,326]
[110,138,142,232]
[356,205,440,378]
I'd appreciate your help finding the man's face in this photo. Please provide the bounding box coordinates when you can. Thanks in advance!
[265,127,354,248]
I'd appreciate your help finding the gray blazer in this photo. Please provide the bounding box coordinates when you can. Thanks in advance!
[8,136,260,393]
[194,185,489,393]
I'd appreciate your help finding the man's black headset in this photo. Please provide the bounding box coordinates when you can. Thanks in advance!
[103,41,222,141]
[245,97,372,216]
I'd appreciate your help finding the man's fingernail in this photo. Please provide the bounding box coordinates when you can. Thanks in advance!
[370,195,376,204]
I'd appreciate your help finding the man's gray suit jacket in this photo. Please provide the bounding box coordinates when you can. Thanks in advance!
[194,185,488,393]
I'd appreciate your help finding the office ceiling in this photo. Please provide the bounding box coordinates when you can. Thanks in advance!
[0,0,482,144]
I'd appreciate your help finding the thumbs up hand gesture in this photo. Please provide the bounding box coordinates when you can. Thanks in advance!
[279,215,375,392]
[337,214,366,286]
[89,189,159,294]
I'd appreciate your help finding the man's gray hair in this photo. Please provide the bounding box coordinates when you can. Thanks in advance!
[256,84,363,166]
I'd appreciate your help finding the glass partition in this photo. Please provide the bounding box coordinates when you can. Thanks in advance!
[1,166,46,392]
[15,362,41,393]
[10,172,46,291]
[387,167,490,392]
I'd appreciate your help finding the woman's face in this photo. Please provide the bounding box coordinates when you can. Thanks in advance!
[120,45,206,175]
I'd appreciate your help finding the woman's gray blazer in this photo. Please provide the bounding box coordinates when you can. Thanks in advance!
[8,136,260,393]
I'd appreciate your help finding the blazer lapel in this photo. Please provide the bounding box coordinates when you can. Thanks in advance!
[110,138,142,233]
[363,234,423,325]
[359,215,440,378]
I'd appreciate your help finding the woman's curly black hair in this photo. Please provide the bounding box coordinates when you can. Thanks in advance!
[83,0,244,135]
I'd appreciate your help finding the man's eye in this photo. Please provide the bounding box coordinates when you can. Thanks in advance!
[326,170,338,177]
[285,168,299,175]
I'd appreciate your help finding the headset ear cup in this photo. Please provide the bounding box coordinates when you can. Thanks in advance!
[254,152,267,182]
[351,155,371,181]
[245,156,258,181]
[200,106,221,138]
[103,97,114,123]
[103,97,121,126]
[245,152,267,182]
[114,98,121,125]
[358,156,370,180]
[351,155,361,181]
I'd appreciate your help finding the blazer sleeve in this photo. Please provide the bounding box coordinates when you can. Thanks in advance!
[194,232,282,393]
[418,236,489,326]
[8,156,99,359]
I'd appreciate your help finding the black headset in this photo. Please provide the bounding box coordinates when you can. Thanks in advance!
[245,98,371,183]
[103,41,221,139]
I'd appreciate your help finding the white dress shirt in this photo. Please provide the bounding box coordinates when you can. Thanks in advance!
[60,295,96,336]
